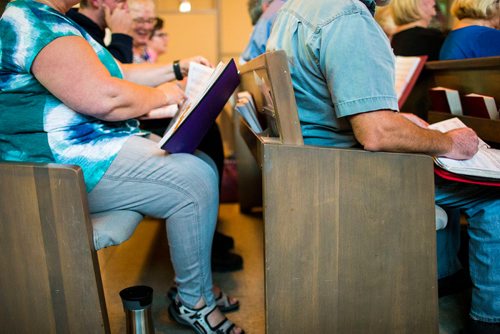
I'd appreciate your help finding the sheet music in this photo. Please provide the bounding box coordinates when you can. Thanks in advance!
[429,118,500,179]
[394,56,421,101]
[159,61,226,147]
[185,62,216,100]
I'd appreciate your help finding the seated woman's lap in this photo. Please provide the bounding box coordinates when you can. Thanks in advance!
[87,134,219,307]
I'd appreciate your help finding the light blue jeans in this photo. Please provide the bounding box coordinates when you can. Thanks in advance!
[88,135,219,308]
[436,208,463,279]
[435,177,500,323]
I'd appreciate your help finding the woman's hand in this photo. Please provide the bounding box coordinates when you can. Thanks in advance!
[157,81,186,105]
[179,56,211,76]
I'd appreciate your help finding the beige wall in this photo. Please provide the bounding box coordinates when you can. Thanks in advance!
[155,0,253,64]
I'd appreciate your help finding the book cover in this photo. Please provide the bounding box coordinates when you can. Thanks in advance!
[428,87,463,115]
[394,55,427,108]
[462,93,499,120]
[158,59,240,154]
[235,92,263,134]
[428,117,500,180]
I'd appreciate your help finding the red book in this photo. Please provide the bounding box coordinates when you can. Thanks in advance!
[428,87,463,115]
[462,93,499,120]
[434,167,500,187]
[395,56,427,108]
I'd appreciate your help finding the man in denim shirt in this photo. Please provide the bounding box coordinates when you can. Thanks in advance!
[241,0,286,62]
[267,0,500,333]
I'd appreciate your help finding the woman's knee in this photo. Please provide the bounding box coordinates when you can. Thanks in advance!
[171,153,219,203]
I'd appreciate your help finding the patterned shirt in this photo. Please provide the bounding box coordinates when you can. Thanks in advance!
[0,0,141,191]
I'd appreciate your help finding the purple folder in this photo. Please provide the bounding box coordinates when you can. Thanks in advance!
[160,59,240,154]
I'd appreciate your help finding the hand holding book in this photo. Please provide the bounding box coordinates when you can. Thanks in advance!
[429,118,500,180]
[158,59,240,153]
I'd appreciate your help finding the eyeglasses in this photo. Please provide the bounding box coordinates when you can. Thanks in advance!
[133,17,158,25]
[153,32,169,39]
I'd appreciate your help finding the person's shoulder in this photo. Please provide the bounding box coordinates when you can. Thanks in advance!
[475,26,500,38]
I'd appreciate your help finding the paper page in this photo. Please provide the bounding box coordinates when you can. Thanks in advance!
[159,61,227,146]
[394,56,420,100]
[429,117,500,178]
[185,62,216,101]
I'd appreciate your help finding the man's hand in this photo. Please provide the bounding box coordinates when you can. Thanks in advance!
[157,81,186,105]
[442,127,479,160]
[104,3,133,36]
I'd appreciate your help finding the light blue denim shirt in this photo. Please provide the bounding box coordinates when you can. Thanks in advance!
[267,0,398,147]
[241,0,287,62]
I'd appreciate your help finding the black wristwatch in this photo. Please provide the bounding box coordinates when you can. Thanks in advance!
[173,60,183,80]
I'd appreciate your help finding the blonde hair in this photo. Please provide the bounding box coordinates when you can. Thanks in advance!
[451,0,499,20]
[391,0,424,25]
[375,6,398,38]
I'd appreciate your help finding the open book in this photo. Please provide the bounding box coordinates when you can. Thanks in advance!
[158,59,240,153]
[394,55,427,107]
[428,117,500,180]
[139,62,217,120]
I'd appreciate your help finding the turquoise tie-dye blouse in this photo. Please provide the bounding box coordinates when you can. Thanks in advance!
[0,0,141,191]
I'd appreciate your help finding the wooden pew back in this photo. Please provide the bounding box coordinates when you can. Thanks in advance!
[0,162,110,333]
[237,51,438,334]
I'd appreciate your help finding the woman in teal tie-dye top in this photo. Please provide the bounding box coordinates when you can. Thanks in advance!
[0,1,244,333]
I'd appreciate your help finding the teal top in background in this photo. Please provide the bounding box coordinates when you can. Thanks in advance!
[0,0,141,191]
[267,0,398,147]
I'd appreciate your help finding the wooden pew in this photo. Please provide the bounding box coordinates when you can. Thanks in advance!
[425,56,500,145]
[237,51,438,333]
[0,162,144,333]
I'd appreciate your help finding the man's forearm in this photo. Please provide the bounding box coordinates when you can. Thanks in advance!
[350,111,478,159]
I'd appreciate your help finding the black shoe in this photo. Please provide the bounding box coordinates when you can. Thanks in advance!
[438,269,472,298]
[463,318,500,334]
[212,250,243,272]
[213,231,234,252]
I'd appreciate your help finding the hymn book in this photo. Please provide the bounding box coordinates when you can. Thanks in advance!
[428,87,463,115]
[394,55,427,107]
[428,117,500,180]
[462,93,499,120]
[158,59,240,153]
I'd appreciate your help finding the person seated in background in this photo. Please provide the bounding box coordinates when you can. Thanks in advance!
[129,0,155,63]
[390,0,445,60]
[147,17,169,63]
[240,0,286,63]
[267,0,500,333]
[0,1,243,333]
[128,0,244,274]
[67,0,210,115]
[67,0,134,63]
[440,0,500,60]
